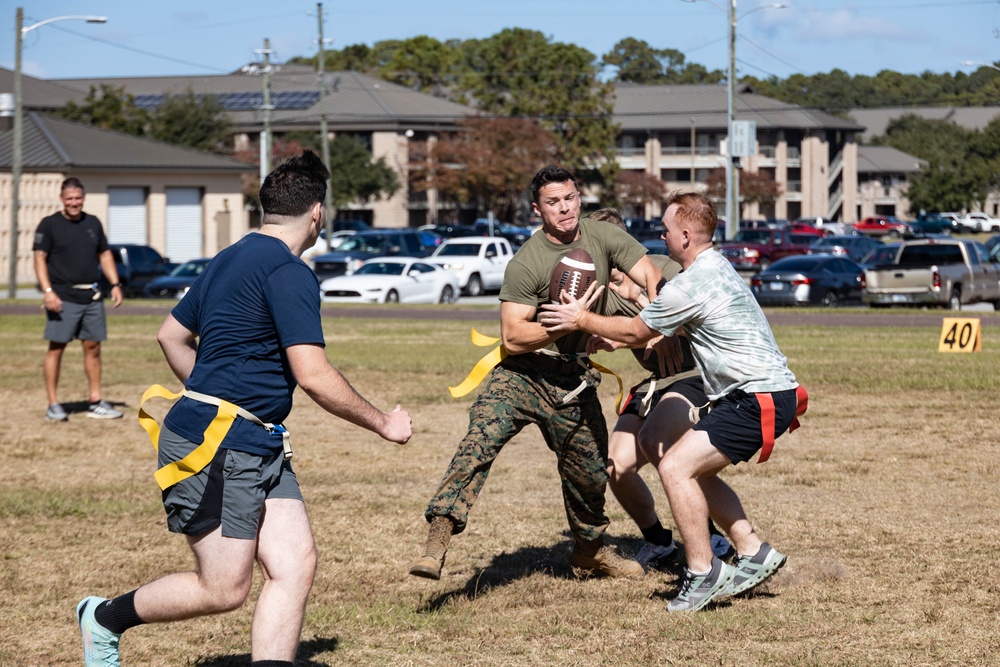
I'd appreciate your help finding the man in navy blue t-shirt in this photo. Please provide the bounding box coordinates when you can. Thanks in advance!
[76,151,413,667]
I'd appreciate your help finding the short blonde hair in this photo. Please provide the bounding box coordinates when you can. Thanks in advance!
[664,191,717,240]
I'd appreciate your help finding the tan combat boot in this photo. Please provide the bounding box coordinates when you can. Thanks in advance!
[409,516,454,580]
[570,539,645,578]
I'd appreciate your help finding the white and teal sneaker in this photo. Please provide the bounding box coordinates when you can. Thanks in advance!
[726,542,787,597]
[77,596,121,666]
[666,556,735,612]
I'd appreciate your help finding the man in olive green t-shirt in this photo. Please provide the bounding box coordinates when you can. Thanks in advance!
[409,166,662,581]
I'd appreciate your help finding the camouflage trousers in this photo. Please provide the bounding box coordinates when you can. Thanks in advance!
[425,354,610,543]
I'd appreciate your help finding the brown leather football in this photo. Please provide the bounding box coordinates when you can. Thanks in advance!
[549,248,598,305]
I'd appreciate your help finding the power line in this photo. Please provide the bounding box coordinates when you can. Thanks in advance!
[49,24,230,73]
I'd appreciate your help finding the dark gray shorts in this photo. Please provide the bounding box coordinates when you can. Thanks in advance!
[158,426,303,540]
[44,300,107,343]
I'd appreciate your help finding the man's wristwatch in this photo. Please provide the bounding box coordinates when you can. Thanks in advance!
[111,283,123,289]
[44,287,53,293]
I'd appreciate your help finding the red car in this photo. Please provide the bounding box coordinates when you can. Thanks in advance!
[853,215,913,238]
[788,222,828,237]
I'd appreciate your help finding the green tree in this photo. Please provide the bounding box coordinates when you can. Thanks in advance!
[872,114,982,211]
[56,84,148,135]
[147,91,232,152]
[377,36,461,94]
[459,29,620,196]
[603,38,723,85]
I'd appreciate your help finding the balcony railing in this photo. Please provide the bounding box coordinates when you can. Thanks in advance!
[660,146,718,156]
[785,180,802,193]
[787,146,801,159]
[758,146,776,158]
[615,146,646,156]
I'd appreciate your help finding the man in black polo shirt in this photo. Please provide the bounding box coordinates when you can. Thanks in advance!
[33,177,124,421]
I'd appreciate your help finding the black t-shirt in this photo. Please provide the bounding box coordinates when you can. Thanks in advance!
[33,212,110,304]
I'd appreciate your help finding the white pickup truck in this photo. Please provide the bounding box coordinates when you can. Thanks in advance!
[862,238,1000,310]
[428,236,514,296]
[961,212,1000,233]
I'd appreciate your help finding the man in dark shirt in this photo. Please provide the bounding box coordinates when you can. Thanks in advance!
[33,177,123,421]
[75,152,413,667]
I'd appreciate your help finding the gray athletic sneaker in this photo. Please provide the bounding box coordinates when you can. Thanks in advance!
[46,403,69,421]
[634,540,678,571]
[87,400,123,420]
[726,542,787,597]
[666,556,735,613]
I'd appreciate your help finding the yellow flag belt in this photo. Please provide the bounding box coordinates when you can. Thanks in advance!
[448,329,624,412]
[138,385,289,491]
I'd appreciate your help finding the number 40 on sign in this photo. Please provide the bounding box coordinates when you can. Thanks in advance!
[938,318,982,353]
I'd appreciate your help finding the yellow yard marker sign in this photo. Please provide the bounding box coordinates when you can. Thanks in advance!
[938,318,982,353]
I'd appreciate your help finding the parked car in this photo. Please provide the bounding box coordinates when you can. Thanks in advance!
[318,257,460,304]
[311,229,436,282]
[986,234,1000,259]
[641,239,669,256]
[809,235,883,263]
[788,223,827,238]
[103,244,177,297]
[960,211,1000,233]
[143,258,211,298]
[428,236,514,296]
[909,213,953,236]
[853,215,913,238]
[859,242,901,268]
[862,238,1000,310]
[750,254,864,307]
[624,217,661,242]
[471,220,533,248]
[717,228,812,272]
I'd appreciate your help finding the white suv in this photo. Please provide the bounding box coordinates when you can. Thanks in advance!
[429,236,514,296]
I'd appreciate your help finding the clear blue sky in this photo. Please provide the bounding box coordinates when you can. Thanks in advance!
[3,0,999,82]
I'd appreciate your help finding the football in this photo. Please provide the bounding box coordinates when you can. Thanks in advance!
[549,248,599,305]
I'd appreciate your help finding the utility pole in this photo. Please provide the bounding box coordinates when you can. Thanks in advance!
[727,0,739,241]
[257,39,274,184]
[316,3,335,244]
[8,7,24,299]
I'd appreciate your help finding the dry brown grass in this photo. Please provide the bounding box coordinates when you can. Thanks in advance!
[2,309,999,666]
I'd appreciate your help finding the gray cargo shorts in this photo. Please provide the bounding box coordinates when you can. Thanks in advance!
[44,300,107,343]
[158,426,303,540]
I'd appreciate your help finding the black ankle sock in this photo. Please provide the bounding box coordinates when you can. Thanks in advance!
[640,520,672,547]
[251,661,294,667]
[94,590,146,635]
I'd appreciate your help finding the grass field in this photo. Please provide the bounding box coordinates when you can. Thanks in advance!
[2,306,999,666]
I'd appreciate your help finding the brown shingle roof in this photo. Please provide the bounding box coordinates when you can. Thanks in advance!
[0,113,253,172]
[613,83,863,133]
[51,70,475,132]
[0,67,87,110]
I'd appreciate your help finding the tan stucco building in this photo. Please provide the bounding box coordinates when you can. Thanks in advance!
[0,113,252,285]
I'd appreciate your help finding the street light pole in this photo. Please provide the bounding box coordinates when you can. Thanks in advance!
[727,0,738,241]
[8,8,107,299]
[316,3,335,243]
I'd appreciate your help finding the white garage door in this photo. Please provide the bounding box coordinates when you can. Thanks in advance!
[107,188,147,244]
[166,188,203,263]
